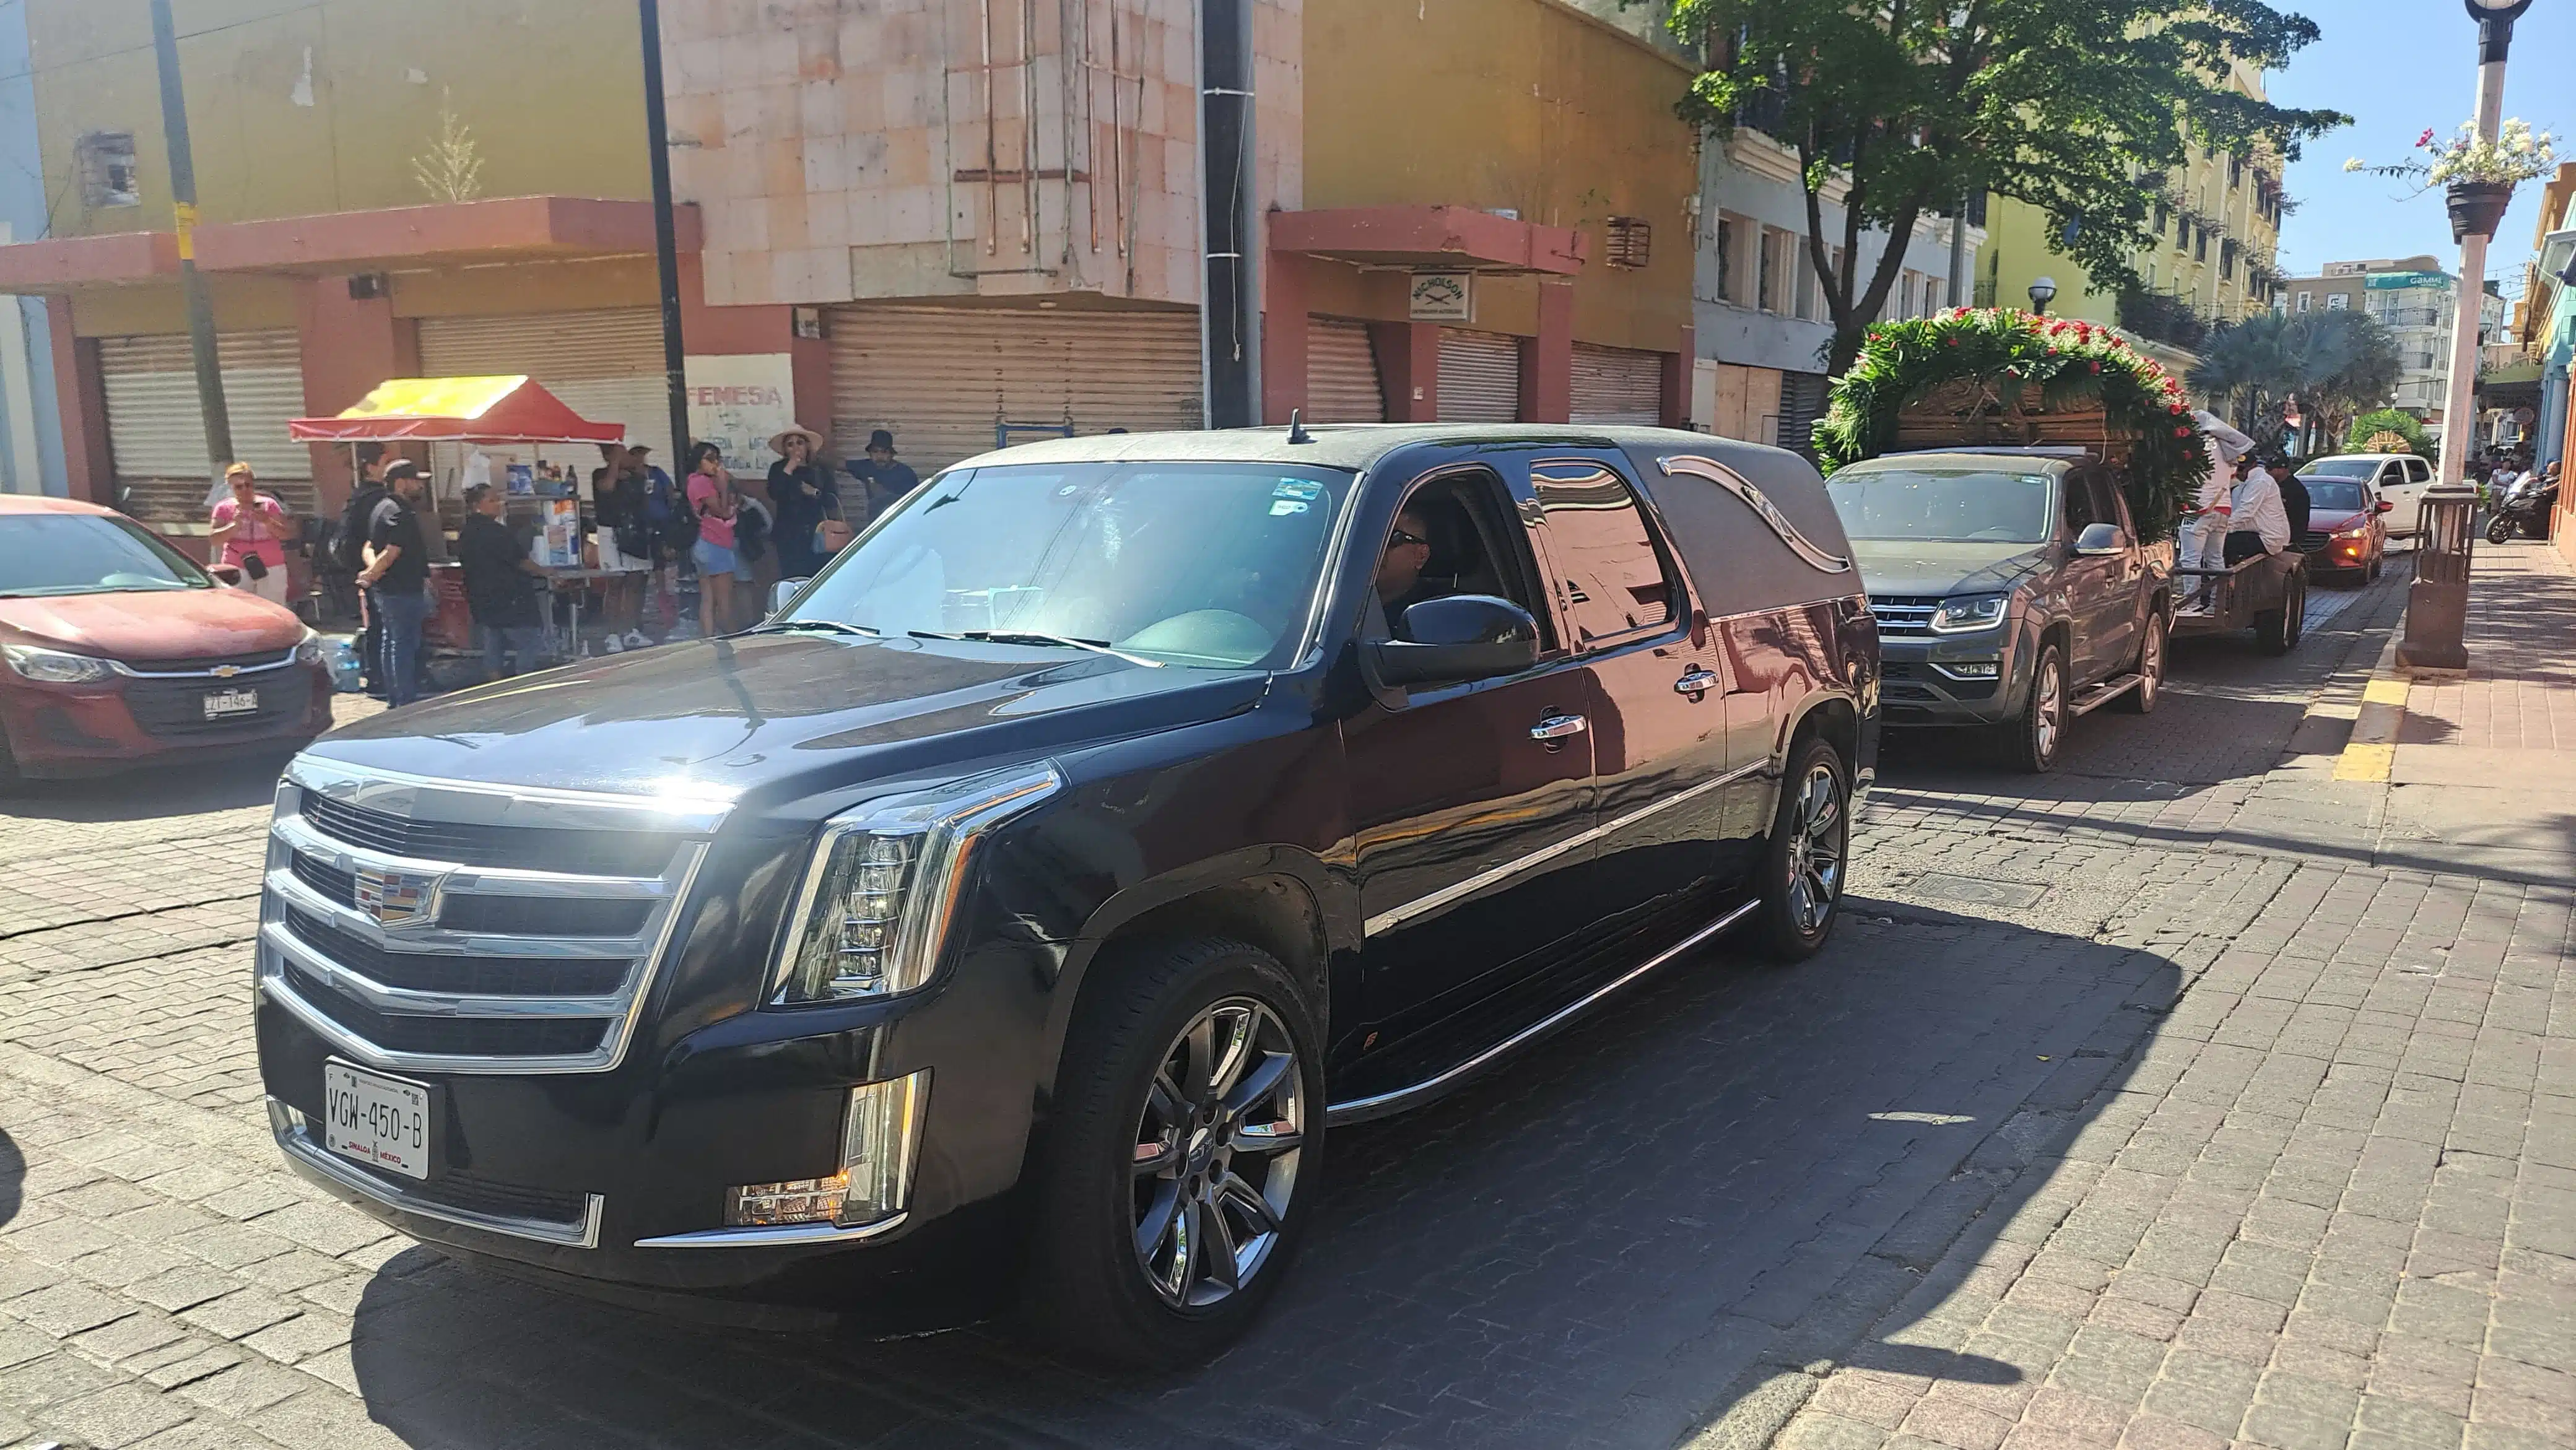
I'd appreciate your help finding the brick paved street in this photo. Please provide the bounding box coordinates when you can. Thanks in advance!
[4,560,2572,1449]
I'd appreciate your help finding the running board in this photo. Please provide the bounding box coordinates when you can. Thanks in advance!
[1324,897,1763,1127]
[2069,674,2143,717]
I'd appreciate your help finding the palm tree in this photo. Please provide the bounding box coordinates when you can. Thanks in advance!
[2190,310,2401,455]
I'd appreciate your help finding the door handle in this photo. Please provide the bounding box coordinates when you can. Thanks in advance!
[1674,668,1719,697]
[1530,714,1590,740]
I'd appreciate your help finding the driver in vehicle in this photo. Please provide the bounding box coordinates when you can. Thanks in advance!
[1372,508,1442,636]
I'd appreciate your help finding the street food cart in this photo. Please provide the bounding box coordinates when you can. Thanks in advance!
[289,376,627,658]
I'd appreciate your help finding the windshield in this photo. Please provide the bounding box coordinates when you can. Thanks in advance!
[781,461,1355,669]
[2304,480,2369,511]
[1825,467,2055,544]
[2299,459,2380,480]
[0,513,210,598]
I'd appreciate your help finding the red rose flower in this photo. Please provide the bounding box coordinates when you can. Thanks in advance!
[2175,427,2191,438]
[2169,402,2186,415]
[2089,362,2102,373]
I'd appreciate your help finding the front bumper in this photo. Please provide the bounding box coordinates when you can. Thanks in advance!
[0,664,333,778]
[1875,632,2018,726]
[254,959,1038,1328]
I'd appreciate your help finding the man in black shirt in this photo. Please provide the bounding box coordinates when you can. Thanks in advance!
[459,483,547,679]
[354,462,432,707]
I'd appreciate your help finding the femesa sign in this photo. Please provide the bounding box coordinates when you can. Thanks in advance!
[684,354,798,475]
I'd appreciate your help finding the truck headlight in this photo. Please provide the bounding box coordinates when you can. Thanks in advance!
[1,643,115,684]
[770,763,1064,1004]
[1929,595,2008,633]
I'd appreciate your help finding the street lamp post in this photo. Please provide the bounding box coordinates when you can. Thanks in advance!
[2027,277,2058,315]
[2402,0,2534,675]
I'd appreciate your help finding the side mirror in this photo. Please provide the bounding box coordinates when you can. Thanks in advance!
[1369,594,1540,686]
[768,578,809,617]
[2073,522,2126,556]
[2375,500,2395,513]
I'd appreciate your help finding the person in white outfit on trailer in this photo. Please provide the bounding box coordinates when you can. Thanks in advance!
[2187,411,2255,608]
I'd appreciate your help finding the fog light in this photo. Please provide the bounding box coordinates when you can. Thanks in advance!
[1936,660,2001,680]
[723,1070,930,1228]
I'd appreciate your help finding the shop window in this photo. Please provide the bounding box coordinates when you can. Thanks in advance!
[1606,215,1651,270]
[78,133,139,210]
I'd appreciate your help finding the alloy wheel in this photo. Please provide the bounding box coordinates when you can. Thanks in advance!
[2034,658,2064,761]
[2137,621,2164,708]
[1782,763,1846,935]
[1131,997,1305,1310]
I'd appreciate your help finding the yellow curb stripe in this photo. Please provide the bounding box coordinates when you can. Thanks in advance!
[2334,742,2395,781]
[2362,679,2410,706]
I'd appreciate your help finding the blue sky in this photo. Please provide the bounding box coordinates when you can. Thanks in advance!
[2270,0,2574,286]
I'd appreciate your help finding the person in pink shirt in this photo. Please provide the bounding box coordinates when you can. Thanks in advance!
[685,441,748,636]
[209,462,292,607]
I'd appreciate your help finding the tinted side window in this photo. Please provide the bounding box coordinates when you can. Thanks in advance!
[1530,461,1674,644]
[2406,459,2432,484]
[2062,472,2104,532]
[2086,475,2126,533]
[2381,464,2407,488]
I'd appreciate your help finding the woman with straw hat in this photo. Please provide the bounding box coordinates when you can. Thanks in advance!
[763,425,837,581]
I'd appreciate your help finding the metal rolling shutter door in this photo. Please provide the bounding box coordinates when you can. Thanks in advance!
[1569,344,1663,426]
[101,331,313,521]
[1436,329,1520,422]
[1306,318,1384,423]
[827,306,1204,474]
[416,311,673,466]
[1777,371,1830,459]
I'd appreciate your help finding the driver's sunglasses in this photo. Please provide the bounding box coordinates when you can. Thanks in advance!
[1388,528,1431,550]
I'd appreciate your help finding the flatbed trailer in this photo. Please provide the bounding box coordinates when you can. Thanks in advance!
[2170,549,2307,654]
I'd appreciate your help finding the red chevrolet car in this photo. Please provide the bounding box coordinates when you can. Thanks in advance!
[0,495,332,788]
[2295,473,2391,584]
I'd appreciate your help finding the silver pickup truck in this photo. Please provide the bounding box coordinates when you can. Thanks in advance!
[1824,447,2172,772]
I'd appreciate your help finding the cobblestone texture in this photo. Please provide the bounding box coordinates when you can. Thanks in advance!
[4,565,2566,1449]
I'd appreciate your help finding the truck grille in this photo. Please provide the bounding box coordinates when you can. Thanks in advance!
[1868,596,1942,636]
[260,759,723,1075]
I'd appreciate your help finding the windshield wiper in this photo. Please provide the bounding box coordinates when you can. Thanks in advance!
[920,628,1165,667]
[758,619,881,638]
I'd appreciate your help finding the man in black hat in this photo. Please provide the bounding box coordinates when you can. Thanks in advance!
[844,428,921,524]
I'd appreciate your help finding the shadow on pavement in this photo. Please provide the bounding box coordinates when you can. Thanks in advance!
[0,1129,20,1229]
[346,904,2177,1449]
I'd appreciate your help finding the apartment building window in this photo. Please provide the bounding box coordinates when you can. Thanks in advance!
[1715,217,1739,303]
[2154,202,2169,236]
[1606,215,1651,270]
[2296,290,2312,313]
[2221,240,2238,279]
[1795,248,1819,320]
[2228,155,2243,189]
[1760,227,1794,313]
[2195,228,2209,263]
[2326,293,2347,310]
[78,132,140,210]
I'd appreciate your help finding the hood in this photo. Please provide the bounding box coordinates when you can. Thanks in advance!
[305,632,1271,800]
[2309,506,2371,534]
[1847,540,2050,600]
[0,586,305,661]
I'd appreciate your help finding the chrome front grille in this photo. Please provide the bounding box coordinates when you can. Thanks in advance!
[259,758,730,1075]
[1868,596,1941,636]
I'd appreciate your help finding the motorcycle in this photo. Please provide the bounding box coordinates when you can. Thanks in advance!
[2487,471,2560,543]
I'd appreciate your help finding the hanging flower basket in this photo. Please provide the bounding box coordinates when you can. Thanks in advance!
[1812,308,2211,543]
[2447,181,2513,241]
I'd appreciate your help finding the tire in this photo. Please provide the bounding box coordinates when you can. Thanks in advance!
[2488,516,2514,545]
[0,724,22,797]
[2256,572,2304,656]
[1750,734,1850,962]
[2114,612,2165,714]
[1998,641,2066,773]
[2367,553,2383,584]
[1025,936,1323,1370]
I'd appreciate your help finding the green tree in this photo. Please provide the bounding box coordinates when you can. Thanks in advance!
[2190,308,2400,453]
[1666,1,2348,372]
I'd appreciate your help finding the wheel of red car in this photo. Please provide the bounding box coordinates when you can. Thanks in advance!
[0,722,22,796]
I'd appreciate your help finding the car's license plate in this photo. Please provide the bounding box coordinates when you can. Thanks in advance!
[202,687,259,718]
[321,1061,432,1180]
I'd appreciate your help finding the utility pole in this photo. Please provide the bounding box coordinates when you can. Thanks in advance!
[148,0,233,484]
[638,0,690,466]
[2435,0,2529,492]
[1197,0,1257,428]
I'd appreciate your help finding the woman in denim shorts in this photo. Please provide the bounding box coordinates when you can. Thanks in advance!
[685,442,752,635]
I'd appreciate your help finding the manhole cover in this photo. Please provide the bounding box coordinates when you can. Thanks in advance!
[1910,873,2048,909]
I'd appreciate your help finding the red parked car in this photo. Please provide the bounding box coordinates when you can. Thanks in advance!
[0,495,332,789]
[2294,474,2391,584]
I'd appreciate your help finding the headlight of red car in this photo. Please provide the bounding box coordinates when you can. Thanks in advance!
[1,643,116,684]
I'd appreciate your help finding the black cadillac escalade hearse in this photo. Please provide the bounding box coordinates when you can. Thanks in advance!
[255,425,1879,1366]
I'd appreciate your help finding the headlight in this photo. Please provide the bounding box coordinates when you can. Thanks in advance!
[1,643,115,684]
[2331,525,2369,542]
[1929,595,2009,633]
[294,628,325,666]
[770,763,1065,1005]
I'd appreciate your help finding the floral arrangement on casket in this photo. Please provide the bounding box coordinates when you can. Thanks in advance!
[1812,307,2213,543]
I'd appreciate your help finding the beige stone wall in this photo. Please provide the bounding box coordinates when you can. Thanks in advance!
[661,0,1300,309]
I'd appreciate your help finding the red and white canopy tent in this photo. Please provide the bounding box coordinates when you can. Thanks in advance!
[289,375,625,446]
